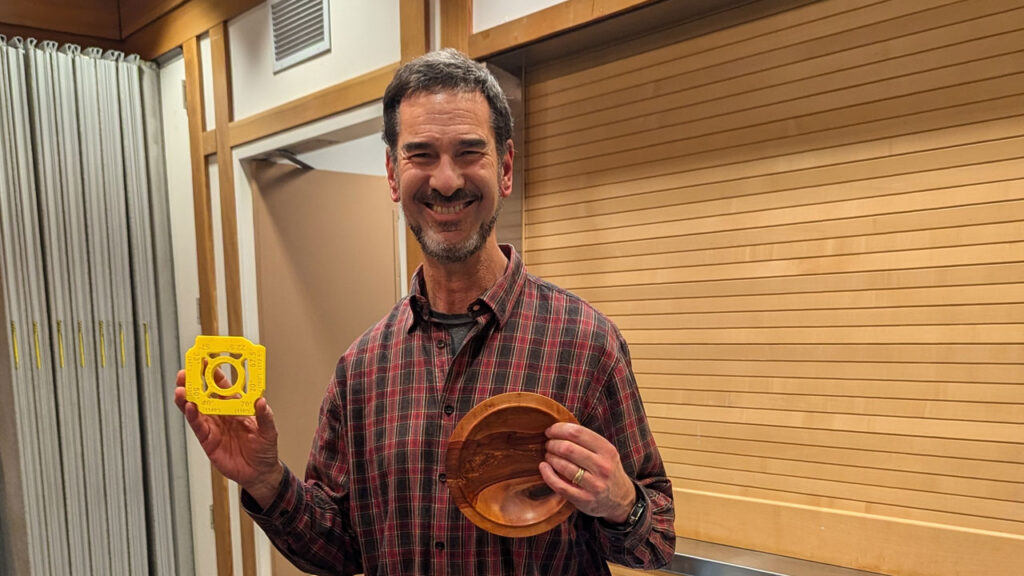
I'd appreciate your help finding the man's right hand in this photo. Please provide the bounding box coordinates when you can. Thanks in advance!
[174,369,284,509]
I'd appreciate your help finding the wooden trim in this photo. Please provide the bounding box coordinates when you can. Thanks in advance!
[210,22,242,337]
[400,0,430,62]
[440,0,471,53]
[209,21,256,575]
[184,35,234,576]
[405,227,423,287]
[202,129,217,157]
[120,0,190,38]
[122,0,263,60]
[398,0,429,283]
[0,22,122,51]
[183,37,216,333]
[468,0,660,59]
[676,489,1022,575]
[227,62,400,148]
[0,0,120,40]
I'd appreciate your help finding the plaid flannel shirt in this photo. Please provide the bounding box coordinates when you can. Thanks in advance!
[243,245,675,575]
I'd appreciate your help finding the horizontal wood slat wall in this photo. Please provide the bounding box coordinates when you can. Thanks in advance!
[522,1,1024,574]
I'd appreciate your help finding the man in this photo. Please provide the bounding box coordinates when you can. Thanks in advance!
[175,49,675,575]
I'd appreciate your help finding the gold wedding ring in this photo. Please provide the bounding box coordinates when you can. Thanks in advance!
[571,466,586,486]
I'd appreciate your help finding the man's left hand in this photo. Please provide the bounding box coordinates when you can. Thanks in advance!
[539,422,636,524]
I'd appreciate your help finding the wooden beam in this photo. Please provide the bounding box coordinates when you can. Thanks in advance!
[405,227,423,289]
[209,22,242,339]
[400,0,430,62]
[122,0,263,60]
[183,35,234,576]
[0,0,121,40]
[202,129,217,157]
[0,22,122,51]
[209,20,257,576]
[440,0,471,53]
[227,62,400,148]
[398,0,430,283]
[119,0,189,38]
[468,0,660,59]
[183,36,216,334]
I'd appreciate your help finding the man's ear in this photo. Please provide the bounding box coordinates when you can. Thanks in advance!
[499,139,514,198]
[385,150,400,202]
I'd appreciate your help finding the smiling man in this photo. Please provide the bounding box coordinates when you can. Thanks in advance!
[176,49,675,575]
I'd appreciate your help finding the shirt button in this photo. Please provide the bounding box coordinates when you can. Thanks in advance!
[434,541,445,551]
[436,340,446,349]
[443,405,454,416]
[438,473,447,483]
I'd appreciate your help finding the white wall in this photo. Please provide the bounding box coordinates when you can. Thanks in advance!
[228,0,401,120]
[298,132,387,176]
[473,0,566,32]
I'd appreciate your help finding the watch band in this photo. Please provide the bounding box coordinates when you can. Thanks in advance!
[624,489,647,528]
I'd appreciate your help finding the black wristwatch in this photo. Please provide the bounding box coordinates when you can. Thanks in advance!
[623,490,647,529]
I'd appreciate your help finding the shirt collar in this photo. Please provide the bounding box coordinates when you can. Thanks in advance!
[404,244,526,333]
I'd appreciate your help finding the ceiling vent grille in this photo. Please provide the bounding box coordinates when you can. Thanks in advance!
[270,0,330,73]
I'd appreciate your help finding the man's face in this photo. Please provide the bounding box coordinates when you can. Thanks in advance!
[386,90,513,264]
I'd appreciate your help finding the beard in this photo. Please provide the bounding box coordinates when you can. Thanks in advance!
[406,189,504,264]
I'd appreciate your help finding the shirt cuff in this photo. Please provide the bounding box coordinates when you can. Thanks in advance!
[240,464,306,530]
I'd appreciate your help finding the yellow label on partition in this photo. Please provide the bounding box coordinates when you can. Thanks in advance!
[119,322,126,367]
[78,321,85,367]
[57,320,64,368]
[184,335,266,416]
[99,321,106,367]
[143,322,151,367]
[10,322,19,369]
[33,321,40,369]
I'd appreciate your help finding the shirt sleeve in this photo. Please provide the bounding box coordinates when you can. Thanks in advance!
[587,332,676,569]
[240,368,363,576]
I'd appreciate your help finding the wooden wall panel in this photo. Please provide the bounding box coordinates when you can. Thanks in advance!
[523,0,1024,574]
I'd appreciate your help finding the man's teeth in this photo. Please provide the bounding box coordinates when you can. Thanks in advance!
[430,202,470,214]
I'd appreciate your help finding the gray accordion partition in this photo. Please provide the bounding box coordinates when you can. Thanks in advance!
[0,37,193,576]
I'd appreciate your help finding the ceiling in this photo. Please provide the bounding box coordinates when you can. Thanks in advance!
[0,0,188,41]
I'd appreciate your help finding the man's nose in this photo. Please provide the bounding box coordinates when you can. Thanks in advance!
[430,155,464,196]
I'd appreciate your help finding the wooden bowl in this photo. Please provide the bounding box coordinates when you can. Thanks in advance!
[446,392,578,537]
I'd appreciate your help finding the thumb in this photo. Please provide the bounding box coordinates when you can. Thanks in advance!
[254,397,278,441]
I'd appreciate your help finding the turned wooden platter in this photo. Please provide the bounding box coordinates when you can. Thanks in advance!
[446,392,579,537]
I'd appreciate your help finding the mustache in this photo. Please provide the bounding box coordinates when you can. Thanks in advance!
[415,188,479,205]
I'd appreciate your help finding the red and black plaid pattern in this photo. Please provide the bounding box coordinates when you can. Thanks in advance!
[243,245,675,575]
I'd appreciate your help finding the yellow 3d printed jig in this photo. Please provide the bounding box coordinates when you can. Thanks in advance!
[185,335,266,415]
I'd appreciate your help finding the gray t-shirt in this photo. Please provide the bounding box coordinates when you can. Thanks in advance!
[430,309,476,356]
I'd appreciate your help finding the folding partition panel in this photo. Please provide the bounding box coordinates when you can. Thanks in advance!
[140,60,196,576]
[120,54,177,576]
[1,37,71,576]
[0,37,51,576]
[0,38,189,576]
[26,39,91,576]
[77,47,134,576]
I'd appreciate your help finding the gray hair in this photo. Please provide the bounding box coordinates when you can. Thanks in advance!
[382,49,513,161]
